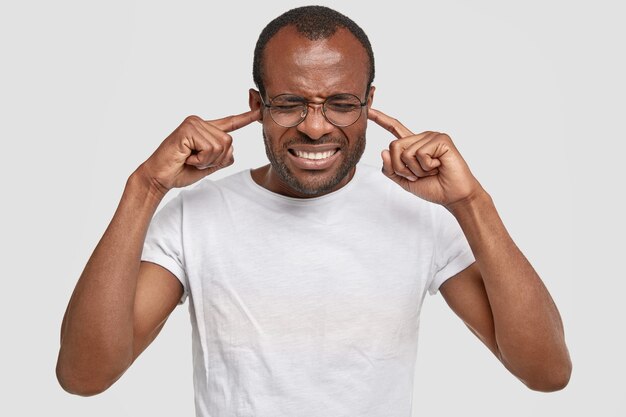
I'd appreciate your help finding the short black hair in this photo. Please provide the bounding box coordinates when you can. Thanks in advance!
[253,5,375,99]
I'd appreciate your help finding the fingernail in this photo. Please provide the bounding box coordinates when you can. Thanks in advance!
[407,176,418,181]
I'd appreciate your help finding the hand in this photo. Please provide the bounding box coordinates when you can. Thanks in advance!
[139,109,261,196]
[368,108,483,208]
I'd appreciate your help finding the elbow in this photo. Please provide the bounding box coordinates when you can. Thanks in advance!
[57,368,111,397]
[56,359,124,397]
[524,359,572,392]
[525,375,570,393]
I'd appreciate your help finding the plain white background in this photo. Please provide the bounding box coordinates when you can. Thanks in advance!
[1,0,624,415]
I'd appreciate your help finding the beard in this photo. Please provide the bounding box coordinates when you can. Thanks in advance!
[262,130,366,196]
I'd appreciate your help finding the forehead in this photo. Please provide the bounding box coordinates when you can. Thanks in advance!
[262,26,370,99]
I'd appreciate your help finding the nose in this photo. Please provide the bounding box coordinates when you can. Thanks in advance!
[296,103,335,140]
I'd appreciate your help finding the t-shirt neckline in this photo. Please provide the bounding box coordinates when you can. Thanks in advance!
[243,165,364,206]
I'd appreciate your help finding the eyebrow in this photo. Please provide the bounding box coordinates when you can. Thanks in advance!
[329,93,357,100]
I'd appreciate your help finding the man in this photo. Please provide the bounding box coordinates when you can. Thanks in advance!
[56,5,571,416]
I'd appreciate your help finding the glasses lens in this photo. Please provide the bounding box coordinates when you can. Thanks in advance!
[324,95,363,126]
[269,95,307,127]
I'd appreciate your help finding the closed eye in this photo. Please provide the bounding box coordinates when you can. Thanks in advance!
[327,103,360,112]
[273,104,303,112]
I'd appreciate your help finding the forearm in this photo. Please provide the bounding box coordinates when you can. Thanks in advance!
[57,166,164,395]
[448,190,571,391]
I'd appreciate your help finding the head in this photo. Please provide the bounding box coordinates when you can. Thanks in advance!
[249,6,376,197]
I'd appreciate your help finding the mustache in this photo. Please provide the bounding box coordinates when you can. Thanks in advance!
[283,134,348,148]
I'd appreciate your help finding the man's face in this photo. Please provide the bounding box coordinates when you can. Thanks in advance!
[253,26,374,198]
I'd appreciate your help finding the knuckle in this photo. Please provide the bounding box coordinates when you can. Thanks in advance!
[400,148,414,160]
[394,158,410,171]
[184,115,201,124]
[432,132,448,142]
[200,145,213,159]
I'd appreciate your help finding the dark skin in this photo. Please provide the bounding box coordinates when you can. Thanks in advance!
[56,25,571,396]
[248,26,373,198]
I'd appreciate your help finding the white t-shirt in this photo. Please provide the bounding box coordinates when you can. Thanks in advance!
[141,163,475,417]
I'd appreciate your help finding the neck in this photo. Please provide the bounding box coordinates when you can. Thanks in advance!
[250,165,356,198]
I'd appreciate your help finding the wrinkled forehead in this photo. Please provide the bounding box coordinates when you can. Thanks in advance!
[262,26,370,99]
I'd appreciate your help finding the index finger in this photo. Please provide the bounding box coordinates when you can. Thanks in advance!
[368,108,414,139]
[208,108,261,133]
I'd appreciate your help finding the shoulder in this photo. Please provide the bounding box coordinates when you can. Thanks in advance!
[177,169,250,203]
[152,169,250,219]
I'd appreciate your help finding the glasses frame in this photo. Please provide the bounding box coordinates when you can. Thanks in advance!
[260,93,368,128]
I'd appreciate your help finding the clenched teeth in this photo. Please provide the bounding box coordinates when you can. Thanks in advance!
[293,149,338,160]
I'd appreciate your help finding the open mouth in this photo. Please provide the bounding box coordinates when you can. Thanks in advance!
[288,148,340,160]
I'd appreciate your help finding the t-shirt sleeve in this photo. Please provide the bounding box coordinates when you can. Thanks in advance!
[427,206,476,295]
[141,194,188,304]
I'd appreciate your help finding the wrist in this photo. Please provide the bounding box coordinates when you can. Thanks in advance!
[445,187,493,219]
[128,164,169,205]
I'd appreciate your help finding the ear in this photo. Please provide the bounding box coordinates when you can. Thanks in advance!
[249,88,264,122]
[366,85,376,108]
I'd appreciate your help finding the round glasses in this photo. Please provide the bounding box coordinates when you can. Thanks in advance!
[261,93,367,128]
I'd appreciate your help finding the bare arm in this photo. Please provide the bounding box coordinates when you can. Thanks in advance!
[441,192,571,391]
[369,107,571,391]
[56,172,182,396]
[56,110,261,396]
